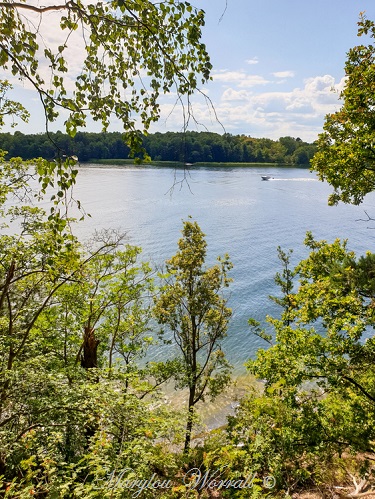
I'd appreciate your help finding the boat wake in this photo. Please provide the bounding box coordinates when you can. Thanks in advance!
[271,178,318,182]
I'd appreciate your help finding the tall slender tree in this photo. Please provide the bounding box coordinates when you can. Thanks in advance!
[154,218,233,452]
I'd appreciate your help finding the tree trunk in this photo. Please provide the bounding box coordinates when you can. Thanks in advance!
[0,455,6,479]
[80,326,100,445]
[80,326,99,369]
[184,387,195,453]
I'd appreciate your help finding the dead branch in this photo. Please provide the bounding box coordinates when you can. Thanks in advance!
[335,474,375,498]
[355,211,375,229]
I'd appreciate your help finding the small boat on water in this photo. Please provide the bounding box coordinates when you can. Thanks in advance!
[261,175,272,181]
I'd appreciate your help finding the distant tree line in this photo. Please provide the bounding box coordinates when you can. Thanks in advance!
[0,130,317,165]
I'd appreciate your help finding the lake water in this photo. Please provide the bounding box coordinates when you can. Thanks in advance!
[72,164,375,376]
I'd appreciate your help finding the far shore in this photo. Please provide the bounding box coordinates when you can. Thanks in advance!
[82,158,311,168]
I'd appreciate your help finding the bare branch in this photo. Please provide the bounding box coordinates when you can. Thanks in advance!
[355,210,375,229]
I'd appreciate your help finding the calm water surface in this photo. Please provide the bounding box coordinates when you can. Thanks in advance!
[72,165,375,375]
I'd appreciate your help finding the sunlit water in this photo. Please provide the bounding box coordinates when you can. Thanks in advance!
[70,165,375,382]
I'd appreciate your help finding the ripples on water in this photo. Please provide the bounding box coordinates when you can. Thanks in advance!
[72,165,375,375]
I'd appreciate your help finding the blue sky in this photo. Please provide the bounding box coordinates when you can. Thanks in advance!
[3,0,375,141]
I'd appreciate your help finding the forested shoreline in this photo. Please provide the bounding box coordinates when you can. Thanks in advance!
[0,131,317,165]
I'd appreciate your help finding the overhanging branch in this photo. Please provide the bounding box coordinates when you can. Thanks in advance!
[0,2,74,14]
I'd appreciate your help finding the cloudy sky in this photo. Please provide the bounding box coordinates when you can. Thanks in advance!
[3,0,375,141]
[182,0,375,141]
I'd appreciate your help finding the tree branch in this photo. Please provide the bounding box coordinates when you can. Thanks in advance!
[341,374,375,403]
[0,2,74,14]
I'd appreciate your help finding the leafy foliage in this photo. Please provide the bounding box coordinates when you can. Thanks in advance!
[222,235,375,493]
[0,81,29,128]
[0,0,213,221]
[0,0,211,146]
[311,13,375,205]
[154,219,233,452]
[0,164,188,496]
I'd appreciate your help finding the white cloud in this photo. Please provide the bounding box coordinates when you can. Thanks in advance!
[212,70,270,87]
[304,74,335,93]
[159,74,345,141]
[221,88,252,102]
[245,57,259,65]
[273,71,295,78]
[238,75,270,88]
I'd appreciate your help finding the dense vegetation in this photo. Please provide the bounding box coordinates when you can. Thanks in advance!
[1,0,375,497]
[0,168,233,495]
[0,131,317,165]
